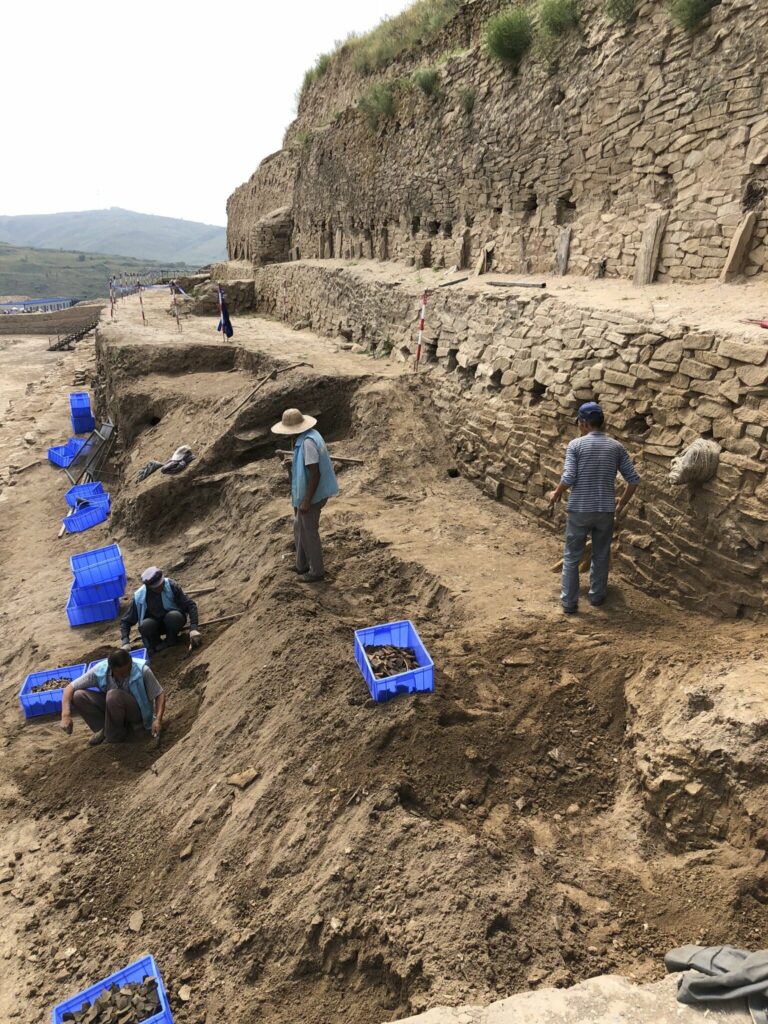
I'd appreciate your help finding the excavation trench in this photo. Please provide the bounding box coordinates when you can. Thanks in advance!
[5,323,768,1024]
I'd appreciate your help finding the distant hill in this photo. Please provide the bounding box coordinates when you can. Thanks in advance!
[0,243,190,301]
[0,207,226,265]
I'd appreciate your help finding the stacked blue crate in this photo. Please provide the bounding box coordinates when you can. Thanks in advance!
[67,543,126,627]
[69,392,96,434]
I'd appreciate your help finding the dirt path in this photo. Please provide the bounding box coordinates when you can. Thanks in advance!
[2,290,767,1024]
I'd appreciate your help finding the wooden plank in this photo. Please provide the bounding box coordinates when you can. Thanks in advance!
[633,211,669,286]
[555,227,572,276]
[720,212,758,282]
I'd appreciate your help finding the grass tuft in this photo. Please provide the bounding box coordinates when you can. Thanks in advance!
[603,0,635,20]
[458,87,476,114]
[538,0,579,36]
[358,83,396,129]
[299,52,333,100]
[668,0,717,30]
[348,0,460,73]
[484,7,534,67]
[413,67,440,97]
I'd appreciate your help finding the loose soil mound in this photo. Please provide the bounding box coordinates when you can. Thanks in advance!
[2,296,768,1024]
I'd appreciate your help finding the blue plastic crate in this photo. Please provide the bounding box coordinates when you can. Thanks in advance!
[65,482,106,508]
[71,411,96,434]
[51,954,173,1024]
[61,497,110,534]
[71,572,126,607]
[70,544,125,588]
[66,582,121,627]
[69,392,92,412]
[354,619,434,702]
[48,438,87,468]
[87,649,148,672]
[19,663,86,719]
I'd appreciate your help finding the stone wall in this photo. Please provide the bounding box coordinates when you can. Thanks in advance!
[244,260,768,616]
[228,0,768,282]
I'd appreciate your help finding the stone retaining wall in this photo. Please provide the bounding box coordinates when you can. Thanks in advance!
[245,260,768,616]
[228,0,768,283]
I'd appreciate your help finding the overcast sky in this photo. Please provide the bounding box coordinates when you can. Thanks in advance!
[0,0,414,227]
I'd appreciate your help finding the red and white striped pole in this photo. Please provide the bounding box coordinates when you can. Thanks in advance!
[415,290,427,370]
[138,283,146,326]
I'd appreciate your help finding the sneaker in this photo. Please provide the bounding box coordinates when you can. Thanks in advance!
[88,729,105,747]
[298,573,326,583]
[562,604,578,615]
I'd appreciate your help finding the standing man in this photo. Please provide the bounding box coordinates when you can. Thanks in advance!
[272,408,339,583]
[120,566,201,652]
[547,401,640,614]
[59,649,165,747]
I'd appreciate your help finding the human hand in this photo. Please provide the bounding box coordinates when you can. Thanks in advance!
[60,713,73,736]
[299,497,311,514]
[121,642,132,652]
[152,717,162,738]
[189,629,202,649]
[546,490,560,506]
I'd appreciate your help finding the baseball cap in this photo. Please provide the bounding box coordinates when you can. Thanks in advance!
[576,401,603,423]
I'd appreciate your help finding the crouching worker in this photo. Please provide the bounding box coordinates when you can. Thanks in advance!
[271,408,339,583]
[120,566,201,652]
[59,649,165,747]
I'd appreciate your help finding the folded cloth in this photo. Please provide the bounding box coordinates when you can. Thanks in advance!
[666,944,768,1022]
[137,460,163,482]
[161,444,195,476]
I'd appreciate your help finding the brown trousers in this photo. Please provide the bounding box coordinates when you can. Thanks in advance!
[293,499,327,576]
[73,689,143,743]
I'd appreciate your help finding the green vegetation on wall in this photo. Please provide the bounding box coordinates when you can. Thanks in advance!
[413,67,441,97]
[358,83,396,129]
[484,7,534,67]
[668,0,718,31]
[538,0,579,37]
[603,0,635,21]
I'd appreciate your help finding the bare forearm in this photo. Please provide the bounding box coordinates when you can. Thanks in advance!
[617,483,638,512]
[61,684,74,718]
[154,694,166,723]
[306,466,320,503]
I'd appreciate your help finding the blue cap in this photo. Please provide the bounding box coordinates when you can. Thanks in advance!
[577,401,603,422]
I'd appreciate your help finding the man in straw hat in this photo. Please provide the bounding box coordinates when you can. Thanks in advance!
[272,408,339,583]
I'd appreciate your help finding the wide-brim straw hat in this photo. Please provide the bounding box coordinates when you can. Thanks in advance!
[271,408,318,435]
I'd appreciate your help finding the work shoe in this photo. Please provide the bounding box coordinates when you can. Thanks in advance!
[88,729,105,747]
[562,604,578,615]
[298,573,326,583]
[589,596,606,607]
[290,566,310,574]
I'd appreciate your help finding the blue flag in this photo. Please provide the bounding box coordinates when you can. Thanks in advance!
[217,286,234,339]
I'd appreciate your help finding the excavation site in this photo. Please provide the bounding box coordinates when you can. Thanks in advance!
[2,1,768,1022]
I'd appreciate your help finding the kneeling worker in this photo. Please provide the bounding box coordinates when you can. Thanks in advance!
[59,649,165,746]
[120,566,201,652]
[271,408,339,582]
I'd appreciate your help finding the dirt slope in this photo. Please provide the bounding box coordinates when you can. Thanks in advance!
[1,291,767,1024]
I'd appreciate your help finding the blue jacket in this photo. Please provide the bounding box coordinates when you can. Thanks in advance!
[92,657,154,731]
[292,428,340,508]
[134,578,179,623]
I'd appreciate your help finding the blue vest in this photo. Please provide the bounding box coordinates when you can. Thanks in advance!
[134,578,178,623]
[92,658,154,731]
[292,429,340,508]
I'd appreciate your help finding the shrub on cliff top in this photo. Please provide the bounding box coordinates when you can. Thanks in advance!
[300,52,333,100]
[668,0,718,31]
[413,67,440,97]
[603,0,635,21]
[349,0,460,73]
[538,0,579,37]
[358,83,396,129]
[485,8,534,67]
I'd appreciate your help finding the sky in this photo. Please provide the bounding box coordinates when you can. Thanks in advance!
[0,0,415,228]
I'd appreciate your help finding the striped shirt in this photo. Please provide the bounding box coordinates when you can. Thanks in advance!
[560,432,640,514]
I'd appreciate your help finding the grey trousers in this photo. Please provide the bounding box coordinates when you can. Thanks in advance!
[72,689,143,742]
[293,499,327,576]
[560,510,615,609]
[139,610,185,649]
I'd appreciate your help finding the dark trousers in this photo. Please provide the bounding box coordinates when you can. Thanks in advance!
[139,610,185,649]
[73,689,143,742]
[293,499,327,576]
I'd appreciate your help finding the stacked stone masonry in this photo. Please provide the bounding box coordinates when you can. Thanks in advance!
[229,260,768,616]
[227,0,768,282]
